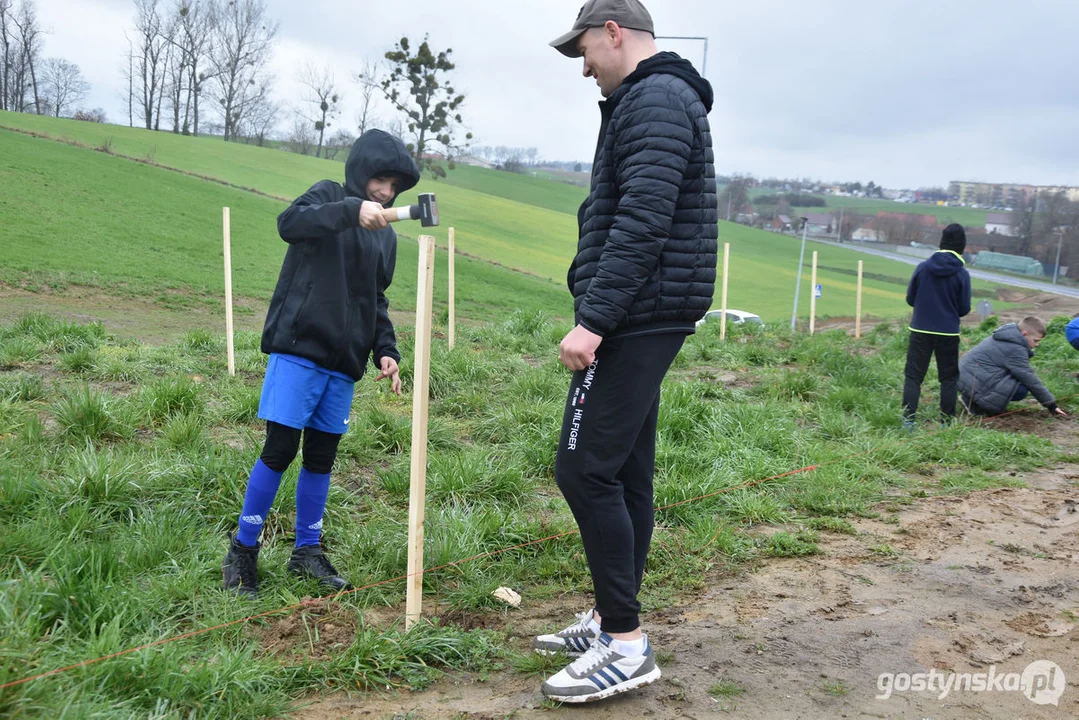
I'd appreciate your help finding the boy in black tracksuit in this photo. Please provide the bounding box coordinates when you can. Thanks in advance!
[221,129,420,598]
[902,223,972,427]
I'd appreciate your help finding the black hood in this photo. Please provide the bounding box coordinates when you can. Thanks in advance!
[623,51,713,112]
[925,249,966,278]
[343,129,421,207]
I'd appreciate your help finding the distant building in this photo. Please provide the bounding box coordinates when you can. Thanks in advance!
[985,213,1016,236]
[851,219,886,242]
[948,180,1079,207]
[770,214,793,232]
[803,213,834,234]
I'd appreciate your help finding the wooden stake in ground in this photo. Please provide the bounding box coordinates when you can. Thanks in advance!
[719,242,730,340]
[222,207,235,376]
[406,235,436,630]
[856,260,864,339]
[809,250,818,335]
[448,227,456,350]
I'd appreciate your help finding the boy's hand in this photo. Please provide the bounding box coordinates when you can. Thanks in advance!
[559,324,602,371]
[360,201,388,230]
[375,356,402,395]
[1053,407,1068,417]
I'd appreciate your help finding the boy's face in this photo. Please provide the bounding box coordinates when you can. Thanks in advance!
[1023,331,1045,349]
[366,175,400,206]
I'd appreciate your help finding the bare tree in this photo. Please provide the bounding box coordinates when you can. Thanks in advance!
[354,58,380,136]
[0,0,11,111]
[286,115,315,155]
[165,0,212,135]
[324,128,354,160]
[206,0,277,141]
[40,57,88,117]
[297,62,339,158]
[237,81,276,145]
[131,0,172,129]
[8,0,44,113]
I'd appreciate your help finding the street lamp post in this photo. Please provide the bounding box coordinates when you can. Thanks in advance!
[654,35,709,75]
[1054,228,1065,285]
[791,217,809,331]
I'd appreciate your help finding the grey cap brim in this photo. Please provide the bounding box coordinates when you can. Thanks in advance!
[550,28,585,58]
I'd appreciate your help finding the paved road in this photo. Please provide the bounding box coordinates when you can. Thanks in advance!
[809,238,1079,299]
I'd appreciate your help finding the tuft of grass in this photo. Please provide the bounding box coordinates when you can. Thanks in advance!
[762,530,820,557]
[52,385,131,442]
[708,678,745,698]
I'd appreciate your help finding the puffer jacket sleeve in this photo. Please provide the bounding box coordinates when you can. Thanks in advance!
[577,88,694,336]
[1002,344,1055,408]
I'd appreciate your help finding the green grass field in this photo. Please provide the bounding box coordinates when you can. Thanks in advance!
[0,127,569,328]
[793,196,987,227]
[1,111,1076,716]
[0,112,1009,326]
[1,311,1074,716]
[723,184,988,226]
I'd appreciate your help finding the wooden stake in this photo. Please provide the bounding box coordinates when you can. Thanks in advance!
[222,207,235,376]
[448,227,456,350]
[405,235,436,630]
[809,250,818,336]
[719,242,730,340]
[855,260,864,339]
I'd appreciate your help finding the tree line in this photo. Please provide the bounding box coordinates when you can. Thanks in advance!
[1,0,474,177]
[1,0,94,118]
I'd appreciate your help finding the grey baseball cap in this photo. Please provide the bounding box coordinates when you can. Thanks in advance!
[549,0,655,58]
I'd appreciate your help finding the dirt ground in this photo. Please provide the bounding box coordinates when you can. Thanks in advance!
[288,415,1079,720]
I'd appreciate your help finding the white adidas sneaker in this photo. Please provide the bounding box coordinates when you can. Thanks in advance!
[541,632,662,703]
[532,609,600,656]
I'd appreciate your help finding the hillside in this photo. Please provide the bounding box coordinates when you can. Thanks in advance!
[0,111,1012,325]
[0,128,570,337]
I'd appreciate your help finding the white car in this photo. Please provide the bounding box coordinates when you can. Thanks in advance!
[696,309,764,328]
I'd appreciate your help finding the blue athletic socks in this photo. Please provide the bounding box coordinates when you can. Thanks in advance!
[236,459,284,547]
[294,468,331,548]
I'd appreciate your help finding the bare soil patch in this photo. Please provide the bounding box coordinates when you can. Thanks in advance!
[290,437,1079,719]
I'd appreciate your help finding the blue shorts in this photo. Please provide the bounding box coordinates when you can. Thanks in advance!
[258,354,356,434]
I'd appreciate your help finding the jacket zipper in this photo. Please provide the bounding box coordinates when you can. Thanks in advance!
[290,282,314,345]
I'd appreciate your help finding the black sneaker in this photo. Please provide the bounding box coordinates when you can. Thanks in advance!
[222,535,260,598]
[288,544,353,592]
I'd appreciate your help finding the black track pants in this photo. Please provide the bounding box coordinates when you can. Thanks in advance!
[554,332,686,634]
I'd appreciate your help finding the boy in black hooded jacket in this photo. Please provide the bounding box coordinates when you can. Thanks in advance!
[222,129,421,598]
[902,223,972,428]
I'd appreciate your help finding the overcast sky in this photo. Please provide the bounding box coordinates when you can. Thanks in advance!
[34,0,1079,188]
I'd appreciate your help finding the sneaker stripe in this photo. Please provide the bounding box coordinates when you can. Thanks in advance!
[587,673,608,690]
[607,664,629,682]
[596,668,618,686]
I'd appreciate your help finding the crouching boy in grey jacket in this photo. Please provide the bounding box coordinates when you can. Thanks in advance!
[958,316,1067,417]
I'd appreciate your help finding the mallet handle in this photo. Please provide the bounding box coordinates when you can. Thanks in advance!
[381,205,419,223]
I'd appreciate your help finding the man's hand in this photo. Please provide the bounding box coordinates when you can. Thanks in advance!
[559,324,602,371]
[375,356,402,395]
[1053,406,1068,417]
[360,200,388,231]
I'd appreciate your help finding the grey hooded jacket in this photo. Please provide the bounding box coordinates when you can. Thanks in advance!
[958,323,1056,414]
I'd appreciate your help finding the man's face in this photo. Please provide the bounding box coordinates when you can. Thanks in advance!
[366,175,400,205]
[1025,331,1045,349]
[577,26,621,97]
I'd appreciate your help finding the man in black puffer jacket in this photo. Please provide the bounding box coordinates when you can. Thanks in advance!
[534,0,717,704]
[221,130,420,600]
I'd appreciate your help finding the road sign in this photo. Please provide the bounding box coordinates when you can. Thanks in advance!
[814,284,822,299]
